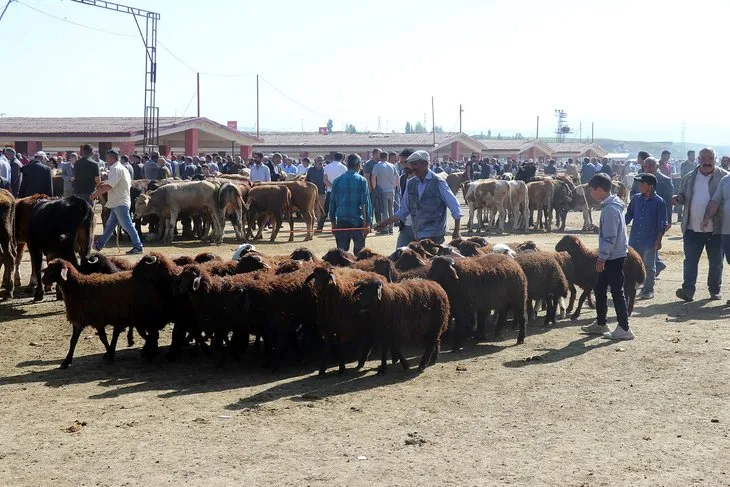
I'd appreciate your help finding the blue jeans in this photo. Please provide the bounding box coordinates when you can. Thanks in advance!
[334,223,365,255]
[722,235,730,265]
[376,190,394,232]
[638,247,657,294]
[396,224,415,248]
[98,205,143,250]
[682,230,722,297]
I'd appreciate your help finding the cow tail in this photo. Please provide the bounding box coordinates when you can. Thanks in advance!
[80,198,95,259]
[218,182,229,210]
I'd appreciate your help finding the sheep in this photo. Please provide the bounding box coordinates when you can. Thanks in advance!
[355,248,384,261]
[290,247,318,262]
[193,252,222,263]
[427,254,528,350]
[275,259,317,275]
[235,253,273,274]
[305,265,387,376]
[197,258,240,277]
[514,252,569,325]
[173,255,196,266]
[554,235,646,319]
[352,278,450,374]
[232,243,257,260]
[452,240,485,257]
[492,243,516,258]
[78,253,134,275]
[41,259,169,368]
[321,248,356,267]
[551,251,578,318]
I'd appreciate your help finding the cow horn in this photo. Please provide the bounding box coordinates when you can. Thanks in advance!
[145,255,158,264]
[87,256,98,264]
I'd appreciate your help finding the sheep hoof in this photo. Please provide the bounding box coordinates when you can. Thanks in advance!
[59,361,70,369]
[377,365,387,375]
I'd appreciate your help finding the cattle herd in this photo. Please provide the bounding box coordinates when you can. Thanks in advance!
[0,169,646,376]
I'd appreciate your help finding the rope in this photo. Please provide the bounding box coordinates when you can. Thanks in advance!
[264,226,371,234]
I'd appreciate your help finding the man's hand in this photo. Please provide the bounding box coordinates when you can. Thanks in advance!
[701,218,710,231]
[596,260,605,273]
[89,191,98,200]
[362,227,370,238]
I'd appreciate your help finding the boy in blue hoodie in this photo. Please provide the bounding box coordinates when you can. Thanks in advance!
[581,173,635,340]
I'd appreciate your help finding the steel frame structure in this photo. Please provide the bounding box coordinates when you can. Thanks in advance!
[70,0,160,150]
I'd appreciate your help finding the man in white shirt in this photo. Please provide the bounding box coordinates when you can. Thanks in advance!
[372,155,399,235]
[250,151,271,182]
[673,147,728,301]
[89,150,144,255]
[0,152,10,182]
[296,158,310,176]
[318,152,348,229]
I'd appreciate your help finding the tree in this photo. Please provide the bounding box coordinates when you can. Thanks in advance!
[345,124,357,134]
[497,133,502,140]
[326,119,333,133]
[405,121,413,134]
[487,130,492,138]
[414,122,427,133]
[515,132,524,139]
[433,125,444,133]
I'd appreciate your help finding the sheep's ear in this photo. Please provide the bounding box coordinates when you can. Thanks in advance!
[386,267,394,283]
[60,266,68,281]
[376,283,383,301]
[329,273,337,286]
[449,264,459,280]
[304,273,315,284]
[192,276,201,291]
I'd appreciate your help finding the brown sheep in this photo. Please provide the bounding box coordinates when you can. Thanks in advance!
[514,252,569,325]
[321,248,356,267]
[428,254,528,350]
[554,235,646,319]
[353,278,450,374]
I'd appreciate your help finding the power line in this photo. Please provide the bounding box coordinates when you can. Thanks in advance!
[259,76,328,119]
[16,0,135,36]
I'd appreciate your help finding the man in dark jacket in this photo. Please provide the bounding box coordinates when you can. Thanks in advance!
[599,158,613,177]
[3,147,23,196]
[19,151,53,197]
[580,157,596,184]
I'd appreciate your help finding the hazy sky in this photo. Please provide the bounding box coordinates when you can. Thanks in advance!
[1,0,728,144]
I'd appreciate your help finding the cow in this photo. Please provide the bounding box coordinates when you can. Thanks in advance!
[134,181,225,244]
[527,179,555,232]
[0,189,16,299]
[572,181,628,231]
[217,181,246,241]
[13,193,48,287]
[257,181,320,241]
[465,179,511,234]
[27,196,94,301]
[550,179,573,231]
[446,172,469,195]
[506,180,529,232]
[246,185,292,242]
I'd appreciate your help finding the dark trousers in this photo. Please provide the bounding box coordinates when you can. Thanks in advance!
[595,257,629,330]
[682,230,722,297]
[317,192,331,230]
[334,223,366,255]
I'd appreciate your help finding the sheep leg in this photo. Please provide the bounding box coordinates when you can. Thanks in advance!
[166,323,188,361]
[377,341,388,375]
[141,329,160,361]
[466,203,476,234]
[570,289,590,321]
[419,336,438,371]
[451,313,464,352]
[106,326,123,363]
[515,310,526,345]
[212,333,226,368]
[396,347,411,370]
[357,334,373,369]
[428,340,440,366]
[626,285,637,316]
[565,284,577,314]
[318,335,335,377]
[126,326,135,347]
[526,300,535,324]
[336,339,346,375]
[98,327,113,360]
[60,326,83,369]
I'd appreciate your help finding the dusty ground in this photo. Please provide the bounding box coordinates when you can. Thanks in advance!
[0,207,728,487]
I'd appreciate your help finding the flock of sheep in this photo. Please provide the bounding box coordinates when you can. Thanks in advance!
[37,234,646,376]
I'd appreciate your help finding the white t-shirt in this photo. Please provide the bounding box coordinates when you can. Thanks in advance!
[296,164,308,175]
[323,162,347,193]
[105,162,132,208]
[689,172,712,232]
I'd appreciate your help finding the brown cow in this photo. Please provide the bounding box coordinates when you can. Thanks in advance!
[0,189,16,299]
[246,185,293,242]
[527,180,555,232]
[13,194,48,286]
[572,181,628,231]
[446,172,469,195]
[257,181,321,241]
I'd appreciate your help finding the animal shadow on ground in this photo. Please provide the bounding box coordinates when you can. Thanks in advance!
[502,335,613,368]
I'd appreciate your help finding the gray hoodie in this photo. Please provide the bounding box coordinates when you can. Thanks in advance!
[598,194,628,262]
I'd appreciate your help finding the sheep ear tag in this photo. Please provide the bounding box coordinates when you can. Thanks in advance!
[60,267,68,281]
[377,286,382,301]
[192,276,201,291]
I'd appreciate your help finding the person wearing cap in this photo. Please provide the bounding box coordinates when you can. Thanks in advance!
[60,152,77,197]
[329,153,371,254]
[89,150,144,255]
[395,148,416,247]
[377,150,462,244]
[625,173,667,299]
[19,151,53,198]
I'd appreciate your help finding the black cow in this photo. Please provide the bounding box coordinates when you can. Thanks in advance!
[28,196,94,301]
[515,163,537,183]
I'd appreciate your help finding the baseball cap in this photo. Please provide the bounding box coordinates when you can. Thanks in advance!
[634,173,657,186]
[34,151,48,159]
[406,150,430,163]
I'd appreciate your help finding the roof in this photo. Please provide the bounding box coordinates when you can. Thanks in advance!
[0,117,262,144]
[256,132,485,152]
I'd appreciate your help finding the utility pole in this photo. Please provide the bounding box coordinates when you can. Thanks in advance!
[256,74,260,138]
[536,115,540,139]
[591,122,594,143]
[431,96,436,145]
[459,104,463,133]
[196,72,200,117]
[579,122,582,142]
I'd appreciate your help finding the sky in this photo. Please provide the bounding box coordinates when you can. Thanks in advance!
[1,0,729,145]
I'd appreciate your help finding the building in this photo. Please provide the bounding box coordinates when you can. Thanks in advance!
[0,117,261,158]
[480,138,608,162]
[254,132,486,161]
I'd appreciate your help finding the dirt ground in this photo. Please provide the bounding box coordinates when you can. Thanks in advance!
[0,207,728,487]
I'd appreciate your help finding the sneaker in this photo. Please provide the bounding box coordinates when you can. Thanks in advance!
[656,262,666,278]
[603,326,635,340]
[710,293,722,300]
[638,292,654,300]
[581,321,610,335]
[126,247,143,255]
[93,241,103,252]
[675,288,694,302]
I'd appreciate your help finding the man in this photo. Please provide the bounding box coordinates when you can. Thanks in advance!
[377,150,462,244]
[92,152,104,169]
[372,150,399,235]
[329,153,371,254]
[4,147,23,197]
[599,157,613,177]
[267,154,284,181]
[659,150,673,177]
[396,148,416,247]
[465,152,478,181]
[363,148,381,225]
[157,156,172,179]
[120,155,135,180]
[433,162,444,174]
[306,156,326,223]
[565,158,579,181]
[19,151,53,197]
[681,150,697,177]
[60,152,77,197]
[250,152,271,183]
[206,155,220,175]
[580,157,596,184]
[280,157,297,176]
[143,151,160,180]
[388,151,401,211]
[702,169,730,305]
[479,158,492,179]
[626,173,667,300]
[296,158,310,176]
[0,149,10,184]
[318,152,347,229]
[90,150,144,255]
[672,147,728,302]
[544,159,557,175]
[592,157,602,172]
[169,155,180,178]
[73,144,101,203]
[180,156,198,180]
[131,154,143,180]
